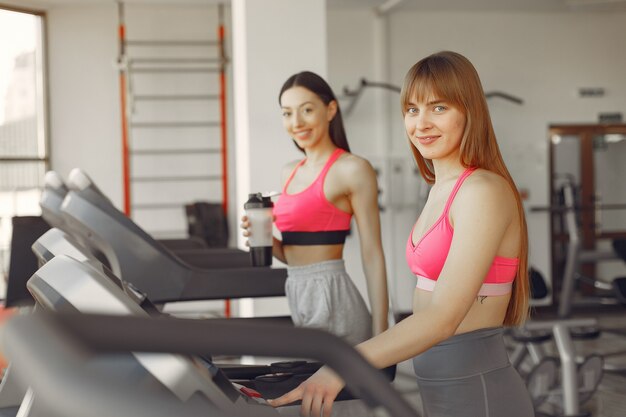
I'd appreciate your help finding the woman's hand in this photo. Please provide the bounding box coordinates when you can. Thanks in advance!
[267,366,344,417]
[240,215,251,246]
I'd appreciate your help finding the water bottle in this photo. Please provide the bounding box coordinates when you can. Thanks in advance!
[244,193,274,266]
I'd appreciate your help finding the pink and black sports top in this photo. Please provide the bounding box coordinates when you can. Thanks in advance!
[406,167,519,296]
[274,148,352,245]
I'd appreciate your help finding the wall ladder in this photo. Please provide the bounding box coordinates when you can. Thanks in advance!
[116,1,228,239]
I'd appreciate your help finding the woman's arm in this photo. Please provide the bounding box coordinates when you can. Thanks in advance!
[269,173,518,416]
[270,161,300,264]
[344,157,389,335]
[272,236,287,263]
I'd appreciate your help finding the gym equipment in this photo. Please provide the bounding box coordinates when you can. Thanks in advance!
[4,217,50,307]
[21,254,410,417]
[5,313,225,417]
[29,227,395,378]
[53,168,250,268]
[185,201,230,248]
[39,171,68,231]
[341,77,523,117]
[5,314,235,417]
[0,217,52,414]
[40,170,210,253]
[5,313,229,417]
[508,318,604,417]
[4,312,419,417]
[29,227,286,326]
[31,228,93,266]
[24,255,284,417]
[613,238,626,304]
[29,227,391,378]
[508,221,626,417]
[556,180,626,317]
[0,363,23,417]
[504,266,606,416]
[58,169,285,304]
[530,179,626,317]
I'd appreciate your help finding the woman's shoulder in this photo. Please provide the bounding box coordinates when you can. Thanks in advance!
[457,168,516,211]
[331,153,379,194]
[334,152,376,176]
[466,168,512,191]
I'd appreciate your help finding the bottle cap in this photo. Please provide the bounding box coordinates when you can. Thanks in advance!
[244,193,273,209]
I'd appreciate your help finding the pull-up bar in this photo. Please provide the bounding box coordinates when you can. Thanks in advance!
[341,78,524,116]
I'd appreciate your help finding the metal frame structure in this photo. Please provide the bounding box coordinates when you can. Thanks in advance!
[547,124,626,306]
[0,5,50,285]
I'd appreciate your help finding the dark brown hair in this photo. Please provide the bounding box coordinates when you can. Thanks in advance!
[279,71,350,153]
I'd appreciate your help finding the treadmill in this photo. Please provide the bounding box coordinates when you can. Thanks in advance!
[25,255,280,417]
[23,255,411,417]
[4,312,420,417]
[39,170,232,255]
[30,228,393,378]
[58,168,286,304]
[39,171,69,231]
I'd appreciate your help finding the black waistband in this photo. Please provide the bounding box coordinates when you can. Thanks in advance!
[281,230,349,245]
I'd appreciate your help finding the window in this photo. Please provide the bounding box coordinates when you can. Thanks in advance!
[0,6,48,287]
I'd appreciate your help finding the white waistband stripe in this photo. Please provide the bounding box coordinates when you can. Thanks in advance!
[415,275,513,296]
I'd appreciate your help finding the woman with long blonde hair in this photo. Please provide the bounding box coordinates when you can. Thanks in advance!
[269,51,533,417]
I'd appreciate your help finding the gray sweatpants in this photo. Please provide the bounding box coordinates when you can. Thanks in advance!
[285,260,372,346]
[413,327,534,417]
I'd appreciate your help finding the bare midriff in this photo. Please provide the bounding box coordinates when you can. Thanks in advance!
[284,244,344,266]
[413,287,512,334]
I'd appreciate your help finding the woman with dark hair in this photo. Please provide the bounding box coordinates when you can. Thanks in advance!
[242,71,389,345]
[279,71,351,153]
[269,53,533,417]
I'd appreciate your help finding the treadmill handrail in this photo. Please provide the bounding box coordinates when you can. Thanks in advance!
[176,267,286,303]
[61,186,287,302]
[27,312,420,417]
[3,314,230,417]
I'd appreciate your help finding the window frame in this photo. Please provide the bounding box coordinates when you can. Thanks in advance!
[0,3,50,173]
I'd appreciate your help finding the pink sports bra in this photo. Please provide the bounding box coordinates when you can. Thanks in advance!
[406,167,519,296]
[274,148,352,245]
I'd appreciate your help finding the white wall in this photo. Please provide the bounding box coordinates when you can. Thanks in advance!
[231,0,327,317]
[328,9,626,311]
[47,4,121,205]
[232,0,327,211]
[46,3,235,239]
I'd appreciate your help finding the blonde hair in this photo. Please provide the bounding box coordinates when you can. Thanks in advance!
[400,51,529,326]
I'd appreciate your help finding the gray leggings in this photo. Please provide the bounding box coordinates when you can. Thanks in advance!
[413,327,534,417]
[285,260,372,346]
